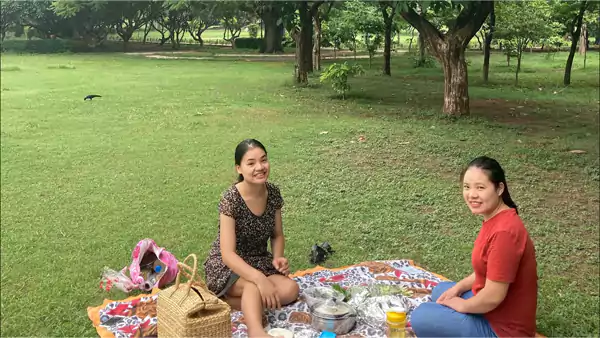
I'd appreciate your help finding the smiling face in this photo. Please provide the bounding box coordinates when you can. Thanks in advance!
[236,146,270,184]
[462,167,504,219]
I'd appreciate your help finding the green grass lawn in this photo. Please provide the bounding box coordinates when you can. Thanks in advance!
[1,50,598,336]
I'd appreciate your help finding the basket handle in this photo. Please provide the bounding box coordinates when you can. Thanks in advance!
[169,254,199,299]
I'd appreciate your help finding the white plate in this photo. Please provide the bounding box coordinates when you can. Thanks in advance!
[268,328,294,338]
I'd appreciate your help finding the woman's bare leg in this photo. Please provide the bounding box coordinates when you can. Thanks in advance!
[224,296,242,311]
[267,274,300,305]
[227,278,269,338]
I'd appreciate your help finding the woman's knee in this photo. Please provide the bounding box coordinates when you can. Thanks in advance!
[227,277,253,298]
[431,281,456,301]
[268,275,299,304]
[410,303,431,329]
[410,303,443,336]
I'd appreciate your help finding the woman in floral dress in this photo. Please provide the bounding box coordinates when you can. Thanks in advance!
[204,139,299,338]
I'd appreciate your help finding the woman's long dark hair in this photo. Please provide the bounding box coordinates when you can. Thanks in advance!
[234,139,267,182]
[461,156,519,214]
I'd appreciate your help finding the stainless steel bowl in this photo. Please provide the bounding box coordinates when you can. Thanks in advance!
[309,298,357,335]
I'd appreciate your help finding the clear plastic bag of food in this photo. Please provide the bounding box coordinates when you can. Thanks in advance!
[352,295,410,330]
[100,267,139,293]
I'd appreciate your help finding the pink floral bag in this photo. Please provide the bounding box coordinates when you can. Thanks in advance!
[100,238,179,293]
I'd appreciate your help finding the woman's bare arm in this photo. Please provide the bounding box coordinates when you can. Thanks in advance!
[455,272,476,293]
[220,213,265,283]
[270,209,285,258]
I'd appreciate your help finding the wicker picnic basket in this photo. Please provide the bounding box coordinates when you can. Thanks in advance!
[157,253,232,337]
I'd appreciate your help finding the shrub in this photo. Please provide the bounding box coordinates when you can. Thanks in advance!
[1,39,72,53]
[234,37,262,50]
[319,62,365,99]
[247,24,259,38]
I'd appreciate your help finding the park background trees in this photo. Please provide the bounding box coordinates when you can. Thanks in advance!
[1,0,597,116]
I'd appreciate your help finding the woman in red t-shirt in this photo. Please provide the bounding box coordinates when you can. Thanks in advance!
[410,156,538,337]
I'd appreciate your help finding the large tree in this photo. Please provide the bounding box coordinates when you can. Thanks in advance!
[481,4,495,83]
[109,1,159,50]
[380,1,398,75]
[218,1,255,48]
[52,0,114,46]
[313,2,335,71]
[256,1,294,54]
[398,1,493,116]
[0,0,21,41]
[288,1,324,84]
[553,0,592,86]
[181,1,219,47]
[495,0,556,85]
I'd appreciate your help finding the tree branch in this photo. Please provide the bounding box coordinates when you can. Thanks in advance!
[310,1,325,17]
[454,1,493,45]
[399,5,443,41]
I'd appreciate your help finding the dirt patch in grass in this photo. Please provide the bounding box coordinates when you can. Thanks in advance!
[470,98,539,125]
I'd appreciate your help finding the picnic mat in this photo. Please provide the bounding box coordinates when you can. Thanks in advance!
[87,288,160,338]
[231,259,448,338]
[88,260,545,338]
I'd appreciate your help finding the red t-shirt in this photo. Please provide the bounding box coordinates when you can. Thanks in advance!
[472,208,538,337]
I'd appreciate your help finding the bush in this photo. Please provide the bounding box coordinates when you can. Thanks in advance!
[319,62,365,99]
[0,38,111,54]
[234,37,262,50]
[412,54,438,68]
[283,35,296,48]
[1,39,72,53]
[247,24,259,39]
[13,25,25,38]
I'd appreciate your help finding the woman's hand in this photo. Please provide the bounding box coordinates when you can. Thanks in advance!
[255,277,281,309]
[436,285,463,304]
[438,296,468,313]
[272,257,290,275]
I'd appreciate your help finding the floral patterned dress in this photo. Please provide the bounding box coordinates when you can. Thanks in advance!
[204,181,285,296]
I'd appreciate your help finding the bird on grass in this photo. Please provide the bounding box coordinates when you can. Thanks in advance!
[84,94,102,101]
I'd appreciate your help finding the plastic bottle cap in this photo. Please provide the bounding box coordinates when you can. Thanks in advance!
[386,307,407,323]
[154,265,162,273]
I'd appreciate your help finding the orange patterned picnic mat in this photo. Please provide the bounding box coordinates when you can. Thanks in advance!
[87,260,544,338]
[87,288,160,338]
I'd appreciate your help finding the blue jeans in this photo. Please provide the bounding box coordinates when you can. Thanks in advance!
[410,282,498,337]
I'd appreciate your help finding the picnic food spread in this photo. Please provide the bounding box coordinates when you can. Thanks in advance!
[88,238,424,338]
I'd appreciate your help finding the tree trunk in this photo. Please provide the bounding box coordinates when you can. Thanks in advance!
[441,43,470,116]
[313,14,322,71]
[399,1,492,116]
[482,4,495,83]
[383,21,392,75]
[475,34,483,51]
[418,33,426,66]
[579,23,587,55]
[261,7,283,54]
[143,24,151,44]
[515,49,522,85]
[122,36,130,52]
[381,2,396,76]
[294,1,312,84]
[564,1,587,86]
[303,6,314,73]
